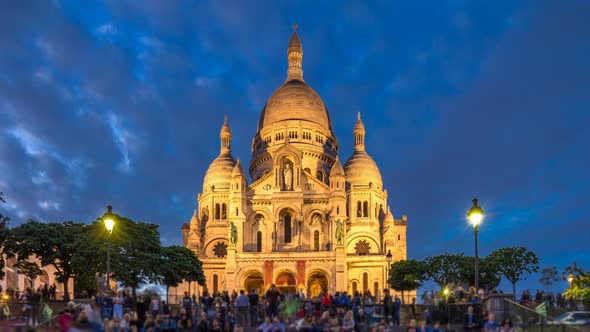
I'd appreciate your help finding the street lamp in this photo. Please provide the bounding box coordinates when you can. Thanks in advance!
[568,273,574,287]
[467,198,484,295]
[103,205,116,292]
[386,250,392,291]
[443,288,451,323]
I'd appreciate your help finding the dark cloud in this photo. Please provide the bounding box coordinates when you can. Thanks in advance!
[1,0,588,290]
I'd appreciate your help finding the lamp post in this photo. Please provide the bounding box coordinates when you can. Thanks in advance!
[386,250,392,292]
[568,273,574,288]
[467,198,484,295]
[443,288,450,323]
[103,205,115,292]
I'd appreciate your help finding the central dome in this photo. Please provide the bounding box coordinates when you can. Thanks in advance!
[257,79,333,131]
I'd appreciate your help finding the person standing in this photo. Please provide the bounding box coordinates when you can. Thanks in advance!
[393,295,402,326]
[113,291,124,320]
[383,289,393,325]
[264,284,281,318]
[249,288,260,327]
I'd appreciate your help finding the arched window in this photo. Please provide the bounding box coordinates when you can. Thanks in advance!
[222,203,227,219]
[213,274,219,293]
[356,201,362,218]
[284,214,292,243]
[398,234,401,241]
[236,208,239,216]
[336,206,340,215]
[363,201,368,217]
[352,281,358,294]
[316,170,324,182]
[375,203,378,219]
[314,230,320,251]
[257,231,262,252]
[363,273,368,293]
[215,204,220,220]
[374,282,379,300]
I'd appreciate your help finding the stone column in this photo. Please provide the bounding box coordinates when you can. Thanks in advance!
[225,246,237,291]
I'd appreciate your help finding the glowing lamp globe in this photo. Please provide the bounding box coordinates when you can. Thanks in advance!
[104,218,115,233]
[467,198,484,228]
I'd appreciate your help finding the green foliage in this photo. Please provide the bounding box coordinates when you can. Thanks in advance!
[0,192,10,281]
[14,260,43,286]
[85,212,162,297]
[565,274,590,306]
[389,259,425,303]
[5,220,86,301]
[488,246,539,296]
[539,266,559,292]
[459,256,501,290]
[424,253,465,288]
[563,261,586,281]
[159,245,206,300]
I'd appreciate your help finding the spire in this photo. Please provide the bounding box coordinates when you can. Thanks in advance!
[232,157,246,177]
[330,156,345,176]
[220,115,232,154]
[287,23,303,81]
[353,112,366,152]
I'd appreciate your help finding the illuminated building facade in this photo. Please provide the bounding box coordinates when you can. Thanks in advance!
[182,27,407,298]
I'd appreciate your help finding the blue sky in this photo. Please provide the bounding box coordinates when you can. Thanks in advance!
[1,1,589,293]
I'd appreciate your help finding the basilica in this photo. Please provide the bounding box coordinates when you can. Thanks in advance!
[181,28,407,298]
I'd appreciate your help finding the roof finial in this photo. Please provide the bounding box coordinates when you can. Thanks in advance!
[224,114,228,124]
[357,112,361,120]
[287,25,303,81]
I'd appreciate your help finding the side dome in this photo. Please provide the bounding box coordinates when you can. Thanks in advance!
[344,151,383,189]
[257,79,333,131]
[203,116,237,191]
[203,154,236,191]
[344,112,383,189]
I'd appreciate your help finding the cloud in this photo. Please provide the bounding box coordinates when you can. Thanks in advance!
[96,23,117,36]
[106,112,134,172]
[38,200,61,211]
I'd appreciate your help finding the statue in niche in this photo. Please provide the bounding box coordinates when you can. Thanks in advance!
[335,220,344,245]
[283,161,293,191]
[229,222,238,245]
[312,214,322,225]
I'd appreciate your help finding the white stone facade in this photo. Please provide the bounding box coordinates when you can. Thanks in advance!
[182,28,407,299]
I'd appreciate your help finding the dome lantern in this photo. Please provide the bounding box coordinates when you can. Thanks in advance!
[287,23,303,81]
[220,115,232,154]
[353,112,366,152]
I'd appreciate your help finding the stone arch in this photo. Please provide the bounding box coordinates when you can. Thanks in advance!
[349,278,360,295]
[240,269,265,294]
[273,203,301,219]
[306,268,330,297]
[346,233,381,254]
[274,270,297,294]
[304,208,325,224]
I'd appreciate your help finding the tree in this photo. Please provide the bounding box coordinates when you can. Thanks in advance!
[0,192,10,281]
[85,213,161,299]
[459,255,502,290]
[563,261,587,281]
[388,259,425,303]
[14,261,43,288]
[564,274,590,309]
[5,220,86,301]
[488,247,539,298]
[424,253,465,289]
[159,245,206,302]
[539,266,559,293]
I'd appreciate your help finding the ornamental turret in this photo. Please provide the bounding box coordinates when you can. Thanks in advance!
[287,24,303,81]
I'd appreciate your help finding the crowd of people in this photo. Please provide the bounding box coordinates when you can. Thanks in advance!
[3,284,566,331]
[51,285,424,332]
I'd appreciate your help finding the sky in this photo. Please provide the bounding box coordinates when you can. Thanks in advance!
[1,0,589,293]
